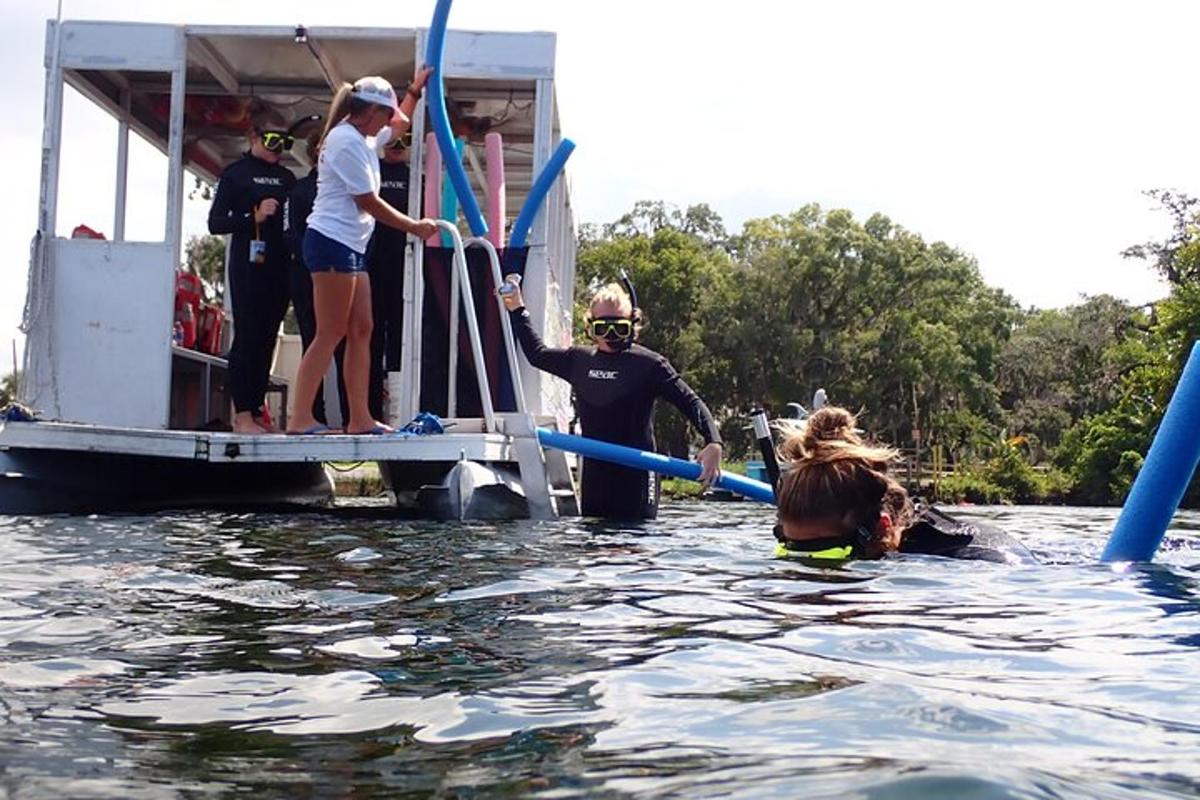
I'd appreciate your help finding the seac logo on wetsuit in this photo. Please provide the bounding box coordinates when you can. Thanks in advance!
[252,176,284,186]
[587,369,619,380]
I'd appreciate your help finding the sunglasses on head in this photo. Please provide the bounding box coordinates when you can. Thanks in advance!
[260,131,295,153]
[588,317,633,341]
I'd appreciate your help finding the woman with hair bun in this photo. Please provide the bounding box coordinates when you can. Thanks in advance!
[774,406,1037,564]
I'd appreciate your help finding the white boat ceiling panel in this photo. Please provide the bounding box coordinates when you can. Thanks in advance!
[59,21,558,204]
[442,30,555,78]
[58,21,181,72]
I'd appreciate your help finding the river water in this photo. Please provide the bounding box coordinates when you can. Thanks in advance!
[0,502,1197,799]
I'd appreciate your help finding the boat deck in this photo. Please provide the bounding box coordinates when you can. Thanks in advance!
[0,420,515,464]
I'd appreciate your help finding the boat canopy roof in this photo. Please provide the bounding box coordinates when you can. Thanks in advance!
[57,20,560,201]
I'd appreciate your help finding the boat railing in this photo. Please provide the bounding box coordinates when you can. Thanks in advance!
[464,236,526,415]
[437,220,526,433]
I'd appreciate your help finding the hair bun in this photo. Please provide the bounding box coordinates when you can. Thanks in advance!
[802,407,860,450]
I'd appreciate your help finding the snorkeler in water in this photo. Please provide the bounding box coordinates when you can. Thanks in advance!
[773,406,1037,564]
[500,275,722,520]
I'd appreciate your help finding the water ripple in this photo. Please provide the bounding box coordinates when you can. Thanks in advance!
[0,503,1197,798]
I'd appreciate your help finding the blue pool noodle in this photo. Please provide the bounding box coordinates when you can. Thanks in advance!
[426,0,488,237]
[536,428,775,504]
[1103,341,1200,562]
[509,139,576,248]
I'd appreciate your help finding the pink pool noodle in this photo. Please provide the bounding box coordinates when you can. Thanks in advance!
[424,132,442,247]
[485,132,506,248]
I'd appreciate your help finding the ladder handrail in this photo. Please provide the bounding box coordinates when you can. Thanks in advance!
[464,236,527,415]
[436,220,496,432]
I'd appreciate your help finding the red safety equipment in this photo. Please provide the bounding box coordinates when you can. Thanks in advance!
[71,224,106,240]
[197,304,226,355]
[174,271,204,350]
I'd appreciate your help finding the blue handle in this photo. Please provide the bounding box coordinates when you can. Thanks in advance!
[509,139,576,248]
[536,428,775,504]
[425,0,488,237]
[1103,341,1200,562]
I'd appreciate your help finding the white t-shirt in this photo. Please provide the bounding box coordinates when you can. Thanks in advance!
[307,122,394,253]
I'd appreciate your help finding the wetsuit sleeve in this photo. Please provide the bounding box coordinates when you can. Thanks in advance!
[508,307,573,380]
[207,165,253,237]
[653,357,722,445]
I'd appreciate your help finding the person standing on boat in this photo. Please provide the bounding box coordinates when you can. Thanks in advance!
[286,131,346,427]
[364,132,412,422]
[500,279,723,519]
[208,105,297,434]
[286,74,438,436]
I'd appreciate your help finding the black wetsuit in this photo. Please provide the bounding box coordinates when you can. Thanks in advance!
[366,160,410,420]
[899,506,1038,564]
[208,153,295,416]
[510,308,722,520]
[285,167,318,348]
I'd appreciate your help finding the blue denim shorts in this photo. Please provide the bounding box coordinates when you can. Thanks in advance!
[303,228,366,274]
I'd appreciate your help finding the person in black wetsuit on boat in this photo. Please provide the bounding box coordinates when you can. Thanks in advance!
[773,406,1037,564]
[208,105,297,434]
[365,130,412,421]
[500,277,723,520]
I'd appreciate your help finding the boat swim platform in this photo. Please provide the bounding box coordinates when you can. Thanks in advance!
[0,419,519,464]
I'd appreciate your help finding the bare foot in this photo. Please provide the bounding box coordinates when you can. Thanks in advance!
[232,412,270,435]
[346,419,394,435]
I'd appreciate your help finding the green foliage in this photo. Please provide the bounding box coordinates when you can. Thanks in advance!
[572,192,1200,508]
[934,443,1072,505]
[933,470,1007,505]
[185,234,227,302]
[997,296,1142,457]
[577,201,1020,461]
[1050,189,1200,506]
[0,371,19,407]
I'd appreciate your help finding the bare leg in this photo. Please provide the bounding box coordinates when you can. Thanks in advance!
[287,272,355,433]
[344,274,392,434]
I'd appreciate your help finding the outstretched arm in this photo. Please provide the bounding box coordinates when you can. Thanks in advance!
[500,276,574,379]
[354,193,438,240]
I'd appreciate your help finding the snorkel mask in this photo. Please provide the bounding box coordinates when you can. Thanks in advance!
[259,114,323,155]
[590,269,641,351]
[259,130,293,153]
[772,522,875,562]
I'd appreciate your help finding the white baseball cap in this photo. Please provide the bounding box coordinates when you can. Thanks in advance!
[352,76,403,118]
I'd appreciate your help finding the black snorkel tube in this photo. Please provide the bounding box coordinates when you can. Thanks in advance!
[619,269,640,316]
[287,113,323,138]
[750,407,781,491]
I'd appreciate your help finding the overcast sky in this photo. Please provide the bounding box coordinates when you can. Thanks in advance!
[4,0,1199,368]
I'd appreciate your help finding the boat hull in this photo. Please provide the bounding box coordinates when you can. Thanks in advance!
[0,448,333,515]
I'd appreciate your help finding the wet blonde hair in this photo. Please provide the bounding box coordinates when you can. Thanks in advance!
[585,282,644,336]
[776,406,914,554]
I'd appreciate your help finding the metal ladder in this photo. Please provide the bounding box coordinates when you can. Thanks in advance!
[435,220,578,518]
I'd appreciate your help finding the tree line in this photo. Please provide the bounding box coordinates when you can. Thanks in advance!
[576,195,1200,506]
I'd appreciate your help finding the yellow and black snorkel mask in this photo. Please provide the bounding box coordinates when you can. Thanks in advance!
[773,522,874,562]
